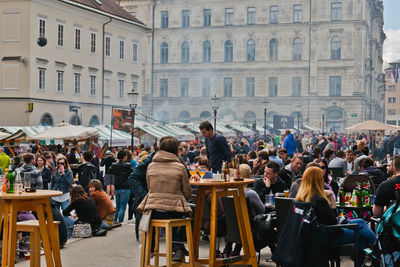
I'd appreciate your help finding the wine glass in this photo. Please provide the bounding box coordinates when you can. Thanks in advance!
[198,168,206,179]
[189,166,198,177]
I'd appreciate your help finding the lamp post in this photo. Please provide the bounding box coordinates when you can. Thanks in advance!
[296,104,301,135]
[262,99,269,138]
[211,95,219,131]
[128,91,139,153]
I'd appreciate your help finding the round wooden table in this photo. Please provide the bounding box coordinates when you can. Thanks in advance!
[0,190,63,267]
[190,178,257,267]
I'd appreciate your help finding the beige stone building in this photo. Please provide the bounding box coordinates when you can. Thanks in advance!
[384,59,400,126]
[120,0,385,132]
[0,0,149,126]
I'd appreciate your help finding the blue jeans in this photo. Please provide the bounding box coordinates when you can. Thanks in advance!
[54,199,70,212]
[394,148,400,157]
[339,219,377,263]
[115,189,130,223]
[63,216,76,239]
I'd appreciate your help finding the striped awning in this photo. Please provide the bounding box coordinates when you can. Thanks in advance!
[170,122,201,134]
[135,121,177,139]
[160,125,194,140]
[0,126,51,141]
[215,123,236,137]
[93,125,138,146]
[227,123,255,136]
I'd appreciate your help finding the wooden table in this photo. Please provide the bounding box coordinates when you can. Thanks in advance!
[190,179,257,267]
[0,190,63,267]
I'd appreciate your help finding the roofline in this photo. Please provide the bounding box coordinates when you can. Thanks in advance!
[59,0,150,30]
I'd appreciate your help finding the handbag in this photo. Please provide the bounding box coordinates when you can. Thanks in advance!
[72,222,92,238]
[139,209,153,233]
[254,211,276,240]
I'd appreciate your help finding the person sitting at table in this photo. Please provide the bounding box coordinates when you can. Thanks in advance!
[252,150,269,176]
[63,185,100,238]
[315,158,338,198]
[254,162,287,203]
[358,157,387,189]
[279,155,303,189]
[137,136,192,263]
[296,166,376,263]
[36,156,52,190]
[88,179,116,230]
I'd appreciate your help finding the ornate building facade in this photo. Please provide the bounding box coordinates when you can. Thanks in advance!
[384,60,400,126]
[120,0,385,132]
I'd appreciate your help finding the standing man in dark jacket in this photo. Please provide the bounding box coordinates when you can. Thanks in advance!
[78,151,97,193]
[109,150,133,224]
[101,151,116,199]
[199,121,233,173]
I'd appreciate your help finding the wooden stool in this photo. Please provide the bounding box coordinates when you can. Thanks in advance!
[140,218,195,267]
[16,220,60,267]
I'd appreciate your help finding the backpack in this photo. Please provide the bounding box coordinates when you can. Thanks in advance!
[376,191,400,253]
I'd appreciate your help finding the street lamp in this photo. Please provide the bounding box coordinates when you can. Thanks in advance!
[296,104,301,135]
[211,95,219,131]
[262,99,269,138]
[127,91,139,153]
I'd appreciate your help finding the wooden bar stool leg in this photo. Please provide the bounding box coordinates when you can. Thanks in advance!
[7,202,18,267]
[165,225,173,267]
[144,227,153,266]
[232,190,248,259]
[36,204,55,267]
[31,228,41,267]
[185,222,195,267]
[154,226,160,267]
[1,203,10,267]
[44,201,62,266]
[192,189,205,259]
[140,232,146,267]
[209,187,218,267]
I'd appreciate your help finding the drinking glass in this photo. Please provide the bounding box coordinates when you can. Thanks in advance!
[24,173,31,189]
[283,190,289,198]
[198,168,206,178]
[345,192,351,206]
[189,167,198,177]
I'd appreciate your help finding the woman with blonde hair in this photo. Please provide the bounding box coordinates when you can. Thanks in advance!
[296,167,376,263]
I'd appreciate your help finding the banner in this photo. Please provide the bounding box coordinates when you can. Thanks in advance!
[112,108,133,132]
[273,115,294,129]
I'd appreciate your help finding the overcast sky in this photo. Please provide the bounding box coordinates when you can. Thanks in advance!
[383,0,400,66]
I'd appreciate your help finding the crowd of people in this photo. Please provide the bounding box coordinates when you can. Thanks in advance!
[1,123,400,265]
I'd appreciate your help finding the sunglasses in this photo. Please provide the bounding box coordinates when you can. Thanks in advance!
[320,166,326,169]
[58,162,65,165]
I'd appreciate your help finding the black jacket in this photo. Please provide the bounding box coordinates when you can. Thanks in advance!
[78,163,97,189]
[63,198,100,231]
[360,167,387,189]
[109,161,132,190]
[100,156,116,173]
[253,176,287,203]
[40,166,52,190]
[279,168,294,189]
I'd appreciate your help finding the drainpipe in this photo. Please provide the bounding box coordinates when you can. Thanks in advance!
[150,0,156,118]
[102,17,112,124]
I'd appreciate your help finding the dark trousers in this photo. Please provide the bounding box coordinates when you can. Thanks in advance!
[128,193,135,220]
[150,210,186,252]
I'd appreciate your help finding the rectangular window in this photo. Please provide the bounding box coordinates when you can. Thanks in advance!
[292,77,301,96]
[132,43,138,62]
[38,68,46,90]
[268,77,278,97]
[74,28,81,50]
[388,85,396,91]
[57,71,64,92]
[331,2,342,21]
[57,23,64,47]
[132,81,138,92]
[388,97,396,103]
[270,6,278,24]
[180,78,189,97]
[161,11,169,28]
[329,76,341,96]
[293,5,302,23]
[202,77,210,97]
[182,10,190,28]
[247,7,256,25]
[74,73,81,94]
[160,78,168,97]
[105,36,111,57]
[38,18,46,38]
[119,40,125,59]
[90,75,96,95]
[388,109,396,116]
[225,8,233,25]
[90,32,96,53]
[246,77,255,97]
[119,80,124,98]
[204,9,211,27]
[387,120,396,125]
[224,77,232,97]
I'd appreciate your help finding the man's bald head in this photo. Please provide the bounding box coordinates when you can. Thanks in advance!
[0,147,4,153]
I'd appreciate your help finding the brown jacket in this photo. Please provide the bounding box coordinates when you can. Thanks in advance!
[137,150,192,216]
[91,190,116,220]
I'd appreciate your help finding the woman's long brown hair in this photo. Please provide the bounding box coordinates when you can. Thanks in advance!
[70,185,89,202]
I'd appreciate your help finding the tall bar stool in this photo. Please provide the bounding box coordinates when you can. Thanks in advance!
[140,218,195,267]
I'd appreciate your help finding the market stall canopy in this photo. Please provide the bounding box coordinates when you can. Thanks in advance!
[135,120,194,141]
[33,123,99,141]
[345,120,398,132]
[226,123,255,136]
[0,126,51,141]
[0,132,10,140]
[93,125,138,147]
[170,122,201,134]
[216,123,236,137]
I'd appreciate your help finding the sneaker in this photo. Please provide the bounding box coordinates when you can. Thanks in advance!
[201,232,209,241]
[172,249,185,262]
[110,195,114,200]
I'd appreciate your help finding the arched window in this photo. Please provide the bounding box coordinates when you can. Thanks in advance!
[269,39,278,61]
[40,113,54,126]
[246,39,255,61]
[220,108,237,122]
[160,42,168,63]
[181,41,189,63]
[244,111,256,124]
[178,111,191,123]
[89,115,100,126]
[293,38,302,60]
[70,114,81,126]
[158,111,170,123]
[203,41,211,62]
[224,40,233,62]
[326,108,344,132]
[331,36,341,60]
[200,111,212,119]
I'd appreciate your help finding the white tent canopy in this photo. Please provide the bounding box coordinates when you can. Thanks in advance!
[93,125,138,147]
[33,123,99,141]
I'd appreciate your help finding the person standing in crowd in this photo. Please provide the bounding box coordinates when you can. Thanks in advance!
[36,156,52,190]
[101,150,116,200]
[328,150,347,177]
[109,150,132,224]
[268,148,283,167]
[199,121,233,173]
[186,144,197,164]
[51,155,73,211]
[126,150,138,220]
[254,162,287,203]
[67,148,79,165]
[78,151,97,193]
[323,137,335,153]
[0,147,11,172]
[17,153,43,189]
[393,131,400,157]
[295,135,303,153]
[282,130,296,157]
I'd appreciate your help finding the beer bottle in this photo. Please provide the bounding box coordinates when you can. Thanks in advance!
[364,182,371,207]
[351,189,358,207]
[224,161,230,182]
[221,161,226,181]
[6,164,14,193]
[339,184,345,206]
